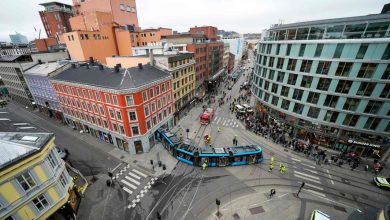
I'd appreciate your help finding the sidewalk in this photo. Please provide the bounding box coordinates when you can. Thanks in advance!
[208,188,355,220]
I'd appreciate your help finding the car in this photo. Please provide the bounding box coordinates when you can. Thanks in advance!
[309,210,330,220]
[374,176,390,189]
[56,147,69,159]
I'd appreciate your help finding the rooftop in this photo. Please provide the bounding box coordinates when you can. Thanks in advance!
[24,60,70,77]
[0,108,53,170]
[270,12,390,30]
[51,63,171,90]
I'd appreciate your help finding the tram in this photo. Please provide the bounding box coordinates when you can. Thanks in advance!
[155,129,263,167]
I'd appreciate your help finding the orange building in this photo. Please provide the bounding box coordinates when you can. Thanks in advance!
[33,37,58,52]
[189,26,219,41]
[72,0,139,28]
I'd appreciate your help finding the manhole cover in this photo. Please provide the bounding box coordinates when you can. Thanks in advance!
[233,213,241,220]
[249,206,265,215]
[334,205,347,212]
[339,192,346,196]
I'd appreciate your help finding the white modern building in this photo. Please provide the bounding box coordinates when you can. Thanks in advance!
[221,36,247,64]
[9,32,29,45]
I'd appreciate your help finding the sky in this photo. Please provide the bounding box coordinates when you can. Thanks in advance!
[0,0,388,42]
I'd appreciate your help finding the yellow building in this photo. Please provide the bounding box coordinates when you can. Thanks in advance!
[0,132,74,220]
[154,52,196,121]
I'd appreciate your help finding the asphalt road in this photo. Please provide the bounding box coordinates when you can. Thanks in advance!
[6,102,121,177]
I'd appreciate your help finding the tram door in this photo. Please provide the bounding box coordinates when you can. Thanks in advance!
[219,157,229,166]
[249,155,257,164]
[201,158,209,166]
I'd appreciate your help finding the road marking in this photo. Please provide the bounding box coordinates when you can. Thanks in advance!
[304,189,326,198]
[132,169,148,178]
[121,179,137,190]
[128,172,141,180]
[125,176,140,185]
[122,187,133,194]
[303,168,318,174]
[294,171,320,180]
[326,169,335,184]
[294,174,321,184]
[291,158,301,162]
[305,183,323,190]
[302,163,316,169]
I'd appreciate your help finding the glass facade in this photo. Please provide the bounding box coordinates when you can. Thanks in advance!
[253,14,390,158]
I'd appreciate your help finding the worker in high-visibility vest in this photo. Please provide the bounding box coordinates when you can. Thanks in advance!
[271,156,275,164]
[279,163,286,174]
[269,163,274,172]
[202,162,207,170]
[217,127,221,133]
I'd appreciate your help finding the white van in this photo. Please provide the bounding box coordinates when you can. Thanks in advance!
[234,105,245,114]
[242,104,253,113]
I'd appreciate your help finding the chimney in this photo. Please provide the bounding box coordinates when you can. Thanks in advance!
[71,63,76,68]
[38,59,42,64]
[114,65,119,73]
[99,64,104,70]
[149,51,154,66]
[138,63,143,70]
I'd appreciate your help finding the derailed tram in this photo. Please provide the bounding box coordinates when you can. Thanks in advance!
[155,129,263,167]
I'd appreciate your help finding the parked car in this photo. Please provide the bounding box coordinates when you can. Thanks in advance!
[310,210,330,220]
[56,147,69,159]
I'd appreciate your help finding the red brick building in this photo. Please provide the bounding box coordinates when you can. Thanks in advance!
[39,2,74,42]
[50,62,174,154]
[189,26,219,41]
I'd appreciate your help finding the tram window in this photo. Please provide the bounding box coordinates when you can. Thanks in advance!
[178,152,184,158]
[234,157,242,162]
[186,155,191,160]
[242,156,247,161]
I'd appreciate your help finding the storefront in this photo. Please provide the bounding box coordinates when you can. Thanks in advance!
[335,139,382,158]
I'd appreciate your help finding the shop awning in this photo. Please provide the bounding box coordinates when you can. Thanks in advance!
[210,69,225,80]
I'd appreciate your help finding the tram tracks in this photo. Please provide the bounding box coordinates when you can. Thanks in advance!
[193,124,207,146]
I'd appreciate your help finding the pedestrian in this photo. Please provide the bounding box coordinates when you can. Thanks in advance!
[269,162,274,172]
[269,188,276,198]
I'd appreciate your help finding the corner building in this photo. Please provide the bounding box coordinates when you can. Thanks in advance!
[253,10,390,158]
[50,63,174,154]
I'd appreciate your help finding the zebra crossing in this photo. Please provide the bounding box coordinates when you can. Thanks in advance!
[113,164,158,209]
[290,158,327,198]
[211,116,240,128]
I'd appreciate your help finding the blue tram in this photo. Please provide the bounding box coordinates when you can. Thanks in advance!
[155,129,263,167]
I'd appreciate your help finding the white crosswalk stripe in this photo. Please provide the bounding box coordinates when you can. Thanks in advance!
[123,187,133,194]
[305,183,323,190]
[132,169,148,178]
[121,179,137,190]
[211,116,240,128]
[125,176,140,185]
[294,171,320,180]
[128,172,141,180]
[294,174,321,184]
[304,189,326,198]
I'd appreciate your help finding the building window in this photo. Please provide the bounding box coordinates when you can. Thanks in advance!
[126,6,131,12]
[307,92,319,104]
[287,59,297,71]
[343,114,359,127]
[120,4,125,11]
[156,86,160,95]
[116,110,122,121]
[293,103,304,114]
[298,44,306,56]
[281,99,290,110]
[268,57,275,68]
[276,44,281,55]
[146,120,151,130]
[356,43,368,59]
[131,126,140,136]
[271,96,279,106]
[128,111,137,121]
[162,84,165,92]
[357,63,377,78]
[300,60,313,73]
[142,91,148,102]
[335,80,352,94]
[382,65,390,80]
[324,111,339,123]
[323,95,339,108]
[333,43,345,58]
[276,58,284,69]
[307,107,320,118]
[47,151,57,169]
[314,44,324,57]
[316,61,331,75]
[109,108,115,119]
[382,43,390,60]
[335,62,353,77]
[286,44,292,56]
[316,78,331,91]
[16,172,36,191]
[364,117,381,130]
[144,105,150,117]
[99,106,105,116]
[151,102,156,112]
[105,94,110,104]
[280,86,289,97]
[343,98,359,111]
[59,173,68,188]
[95,91,101,101]
[380,84,390,98]
[287,73,297,85]
[33,194,49,211]
[292,89,304,100]
[112,123,118,132]
[357,82,376,96]
[300,75,312,88]
[113,96,118,105]
[277,71,285,82]
[364,101,383,114]
[125,95,134,106]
